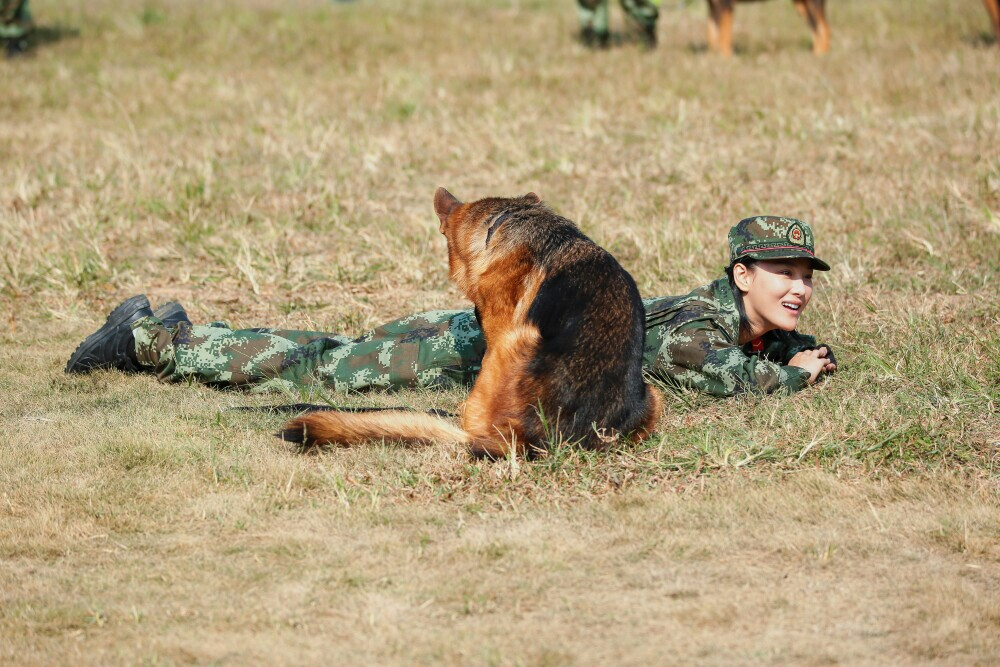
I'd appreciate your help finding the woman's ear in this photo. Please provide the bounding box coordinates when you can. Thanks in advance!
[732,263,754,293]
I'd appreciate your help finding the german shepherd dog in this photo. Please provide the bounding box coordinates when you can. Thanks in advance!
[281,188,662,458]
[707,0,831,56]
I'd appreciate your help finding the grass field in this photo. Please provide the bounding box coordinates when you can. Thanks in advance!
[2,0,999,663]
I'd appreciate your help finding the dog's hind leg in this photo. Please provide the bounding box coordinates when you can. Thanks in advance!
[635,384,663,442]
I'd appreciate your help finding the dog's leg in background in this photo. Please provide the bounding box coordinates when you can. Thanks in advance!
[706,0,721,52]
[793,0,808,21]
[985,0,1000,47]
[707,0,734,56]
[809,0,831,54]
[796,0,830,54]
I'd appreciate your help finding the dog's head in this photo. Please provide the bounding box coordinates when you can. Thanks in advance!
[433,187,541,297]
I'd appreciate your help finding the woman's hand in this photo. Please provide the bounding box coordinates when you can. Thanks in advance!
[788,346,836,384]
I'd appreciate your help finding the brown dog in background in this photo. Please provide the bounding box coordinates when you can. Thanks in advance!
[986,0,1000,47]
[282,188,661,458]
[706,0,830,56]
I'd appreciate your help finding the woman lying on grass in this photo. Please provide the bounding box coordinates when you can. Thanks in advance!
[66,216,837,397]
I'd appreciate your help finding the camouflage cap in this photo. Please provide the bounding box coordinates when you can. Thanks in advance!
[728,216,831,271]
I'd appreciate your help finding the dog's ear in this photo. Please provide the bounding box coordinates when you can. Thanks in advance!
[522,192,540,204]
[434,187,462,230]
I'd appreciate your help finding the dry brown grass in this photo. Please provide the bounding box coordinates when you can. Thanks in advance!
[1,0,999,663]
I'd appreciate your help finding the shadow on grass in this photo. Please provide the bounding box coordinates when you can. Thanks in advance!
[9,23,81,57]
[33,24,81,45]
[684,37,819,56]
[571,30,657,51]
[963,30,999,49]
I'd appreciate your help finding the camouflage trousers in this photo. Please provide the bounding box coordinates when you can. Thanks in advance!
[577,0,660,32]
[132,310,487,395]
[0,0,32,40]
[132,301,678,395]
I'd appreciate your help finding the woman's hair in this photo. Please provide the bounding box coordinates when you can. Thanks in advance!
[726,258,758,341]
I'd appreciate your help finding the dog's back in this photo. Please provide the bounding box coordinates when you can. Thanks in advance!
[442,193,660,456]
[507,212,652,448]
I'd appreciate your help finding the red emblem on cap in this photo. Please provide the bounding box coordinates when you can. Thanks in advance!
[786,222,807,247]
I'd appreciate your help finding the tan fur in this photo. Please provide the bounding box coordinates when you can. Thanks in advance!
[285,410,469,447]
[637,383,663,438]
[461,324,543,458]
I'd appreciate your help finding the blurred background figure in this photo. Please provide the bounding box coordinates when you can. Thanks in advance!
[577,0,661,49]
[1,0,32,57]
[986,0,1000,47]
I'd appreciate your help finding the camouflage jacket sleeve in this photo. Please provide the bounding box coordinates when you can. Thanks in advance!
[652,320,811,397]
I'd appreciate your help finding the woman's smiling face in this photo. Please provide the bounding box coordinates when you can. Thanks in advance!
[733,258,814,336]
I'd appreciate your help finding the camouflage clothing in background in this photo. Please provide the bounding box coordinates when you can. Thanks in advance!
[0,0,32,40]
[132,277,817,398]
[577,0,660,36]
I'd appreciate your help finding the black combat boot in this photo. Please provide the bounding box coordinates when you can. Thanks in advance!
[65,295,153,374]
[152,301,191,328]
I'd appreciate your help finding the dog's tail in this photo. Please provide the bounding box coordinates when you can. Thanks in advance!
[280,410,470,449]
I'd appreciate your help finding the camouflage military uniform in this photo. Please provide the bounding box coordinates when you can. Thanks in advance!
[641,278,816,395]
[0,0,32,41]
[131,278,816,397]
[125,214,830,398]
[577,0,661,46]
